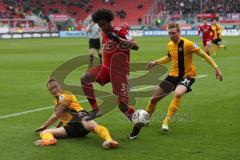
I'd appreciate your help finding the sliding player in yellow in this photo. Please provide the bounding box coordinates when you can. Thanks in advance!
[35,79,118,149]
[146,23,223,132]
[211,18,226,56]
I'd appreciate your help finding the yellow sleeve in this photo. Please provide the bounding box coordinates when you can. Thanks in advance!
[155,56,171,64]
[154,42,172,64]
[195,49,218,69]
[58,93,73,107]
[187,40,201,53]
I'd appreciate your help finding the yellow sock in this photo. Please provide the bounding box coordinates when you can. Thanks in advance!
[210,45,217,55]
[40,132,54,140]
[163,97,180,124]
[146,101,157,114]
[94,125,112,141]
[210,45,215,53]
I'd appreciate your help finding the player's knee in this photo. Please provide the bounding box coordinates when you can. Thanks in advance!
[174,91,183,98]
[150,96,159,104]
[81,76,86,84]
[83,121,96,131]
[81,73,92,84]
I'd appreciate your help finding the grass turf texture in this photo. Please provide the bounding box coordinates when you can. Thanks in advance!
[0,36,239,160]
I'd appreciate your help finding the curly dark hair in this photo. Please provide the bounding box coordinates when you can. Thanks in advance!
[92,9,114,23]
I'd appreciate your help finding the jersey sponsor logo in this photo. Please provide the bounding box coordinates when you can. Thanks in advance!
[59,95,65,102]
[102,41,118,53]
[193,43,198,48]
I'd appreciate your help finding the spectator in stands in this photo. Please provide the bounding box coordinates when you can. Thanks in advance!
[138,18,142,25]
[137,4,143,9]
[116,10,127,19]
[155,17,161,28]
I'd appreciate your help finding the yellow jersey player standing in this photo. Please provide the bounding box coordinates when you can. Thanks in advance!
[35,78,118,149]
[211,18,226,56]
[145,23,223,132]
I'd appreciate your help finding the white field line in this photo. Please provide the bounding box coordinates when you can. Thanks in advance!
[0,74,208,119]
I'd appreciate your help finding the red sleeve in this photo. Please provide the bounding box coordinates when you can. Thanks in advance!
[116,27,134,41]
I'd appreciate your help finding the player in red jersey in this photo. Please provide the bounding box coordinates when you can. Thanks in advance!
[198,19,214,56]
[81,9,142,139]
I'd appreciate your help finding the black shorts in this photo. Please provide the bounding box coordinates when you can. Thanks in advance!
[159,76,195,93]
[63,110,90,137]
[212,38,221,45]
[89,38,101,50]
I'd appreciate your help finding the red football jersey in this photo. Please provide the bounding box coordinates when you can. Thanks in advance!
[102,25,133,71]
[198,24,214,40]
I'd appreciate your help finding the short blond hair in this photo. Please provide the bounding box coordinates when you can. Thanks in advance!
[168,23,180,33]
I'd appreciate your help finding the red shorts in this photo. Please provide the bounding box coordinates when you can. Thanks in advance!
[87,65,129,105]
[202,39,212,47]
[87,65,111,85]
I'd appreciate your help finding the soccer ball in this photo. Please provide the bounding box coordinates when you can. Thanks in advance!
[132,109,150,126]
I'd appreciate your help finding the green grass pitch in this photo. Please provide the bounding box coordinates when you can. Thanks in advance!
[0,36,239,160]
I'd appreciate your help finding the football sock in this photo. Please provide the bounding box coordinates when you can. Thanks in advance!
[40,132,54,140]
[81,79,98,109]
[146,101,157,115]
[124,106,135,120]
[210,45,217,55]
[163,96,180,124]
[94,125,112,141]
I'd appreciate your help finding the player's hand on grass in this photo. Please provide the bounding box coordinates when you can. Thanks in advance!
[106,32,120,42]
[215,68,223,81]
[146,61,157,71]
[35,126,47,132]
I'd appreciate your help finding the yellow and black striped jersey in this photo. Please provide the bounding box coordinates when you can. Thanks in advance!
[54,91,83,125]
[212,24,223,39]
[167,37,201,78]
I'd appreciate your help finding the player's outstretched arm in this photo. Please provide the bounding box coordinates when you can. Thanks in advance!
[35,104,67,132]
[146,56,171,70]
[35,113,59,132]
[195,49,223,81]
